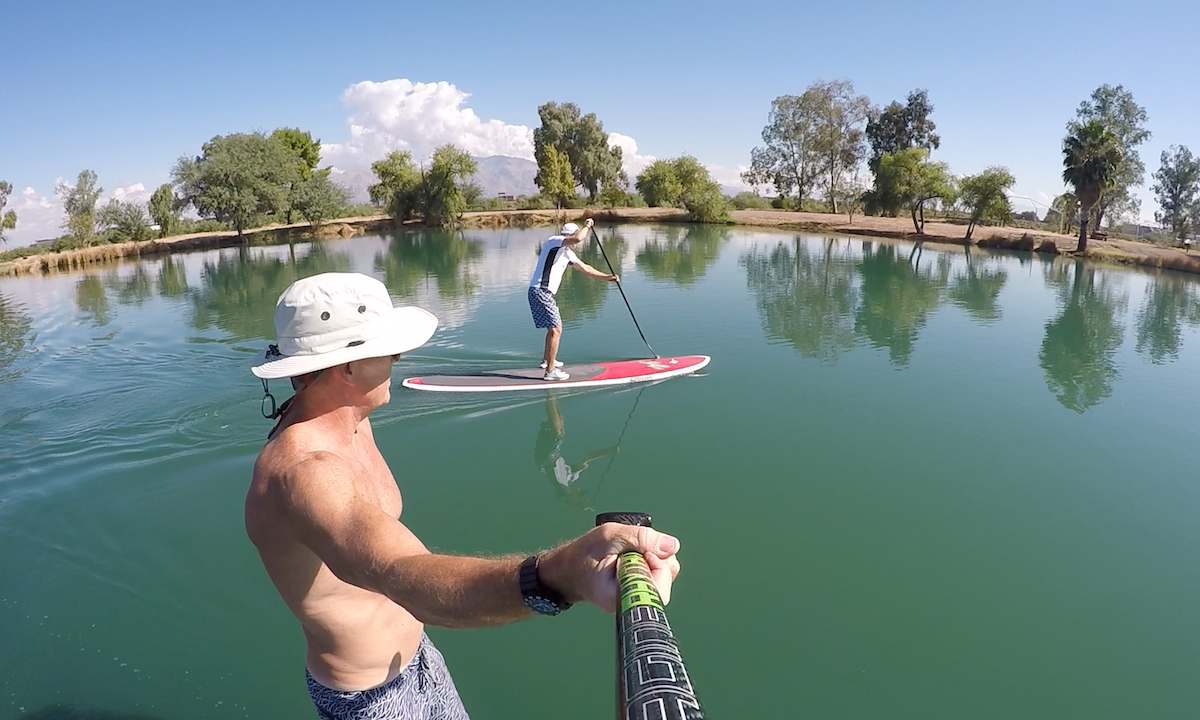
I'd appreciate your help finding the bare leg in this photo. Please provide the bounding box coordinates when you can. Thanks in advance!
[543,325,562,369]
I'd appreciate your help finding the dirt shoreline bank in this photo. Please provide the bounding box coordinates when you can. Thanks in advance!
[4,208,1199,277]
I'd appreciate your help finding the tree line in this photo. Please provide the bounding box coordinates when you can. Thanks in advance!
[1,128,356,258]
[740,80,1198,252]
[5,84,1197,260]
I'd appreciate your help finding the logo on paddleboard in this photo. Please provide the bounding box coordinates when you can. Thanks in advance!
[638,360,670,371]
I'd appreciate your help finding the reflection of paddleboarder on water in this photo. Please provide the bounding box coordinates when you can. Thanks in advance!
[528,218,619,381]
[535,395,617,510]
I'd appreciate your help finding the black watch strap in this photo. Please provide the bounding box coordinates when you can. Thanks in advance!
[519,554,572,615]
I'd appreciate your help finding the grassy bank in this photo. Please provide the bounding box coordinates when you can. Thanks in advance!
[4,208,1200,278]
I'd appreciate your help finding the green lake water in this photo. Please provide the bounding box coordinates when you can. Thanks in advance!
[2,226,1200,719]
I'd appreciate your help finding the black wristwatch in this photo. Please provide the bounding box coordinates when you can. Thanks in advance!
[519,554,572,616]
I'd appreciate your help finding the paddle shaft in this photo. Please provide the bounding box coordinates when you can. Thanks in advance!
[596,512,705,720]
[590,228,659,359]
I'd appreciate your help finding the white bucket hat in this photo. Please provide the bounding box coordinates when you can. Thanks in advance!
[560,222,580,235]
[250,272,438,380]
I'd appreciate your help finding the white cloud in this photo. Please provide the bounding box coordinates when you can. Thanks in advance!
[111,182,151,204]
[322,79,536,170]
[4,186,64,246]
[608,133,656,179]
[706,163,752,191]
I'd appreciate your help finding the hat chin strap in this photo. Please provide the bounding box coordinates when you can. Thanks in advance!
[261,378,293,420]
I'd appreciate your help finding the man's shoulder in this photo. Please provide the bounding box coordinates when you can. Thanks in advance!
[254,438,353,491]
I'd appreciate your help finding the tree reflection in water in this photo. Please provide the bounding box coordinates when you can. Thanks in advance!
[1039,259,1127,413]
[190,242,350,341]
[374,229,484,301]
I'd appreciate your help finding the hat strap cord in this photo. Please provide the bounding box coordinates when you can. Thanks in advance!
[261,379,295,420]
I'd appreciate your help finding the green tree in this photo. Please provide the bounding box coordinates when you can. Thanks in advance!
[1071,84,1150,230]
[635,159,684,207]
[0,181,17,245]
[868,148,955,233]
[539,143,576,208]
[730,191,771,210]
[1151,145,1200,240]
[958,167,1015,240]
[148,183,179,238]
[596,179,637,208]
[865,89,940,171]
[369,151,422,223]
[834,172,869,223]
[57,170,103,246]
[1039,260,1125,412]
[292,171,350,230]
[1048,192,1079,235]
[173,133,299,240]
[742,92,821,204]
[270,127,323,223]
[810,79,871,213]
[270,127,321,180]
[533,102,625,199]
[636,157,728,223]
[419,145,478,229]
[98,199,153,242]
[1061,120,1122,254]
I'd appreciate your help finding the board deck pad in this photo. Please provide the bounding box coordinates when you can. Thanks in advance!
[402,355,710,393]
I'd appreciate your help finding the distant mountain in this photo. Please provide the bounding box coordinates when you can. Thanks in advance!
[471,155,539,197]
[330,168,377,205]
[331,155,539,205]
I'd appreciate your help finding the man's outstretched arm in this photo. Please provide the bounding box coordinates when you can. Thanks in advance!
[275,453,679,628]
[570,260,618,282]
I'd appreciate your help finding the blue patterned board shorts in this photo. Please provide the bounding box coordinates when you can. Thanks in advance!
[528,286,562,329]
[307,634,469,720]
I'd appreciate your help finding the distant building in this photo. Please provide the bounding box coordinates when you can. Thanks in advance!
[497,193,516,202]
[33,238,56,247]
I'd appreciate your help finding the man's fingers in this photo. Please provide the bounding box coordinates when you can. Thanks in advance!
[644,552,680,605]
[600,523,680,558]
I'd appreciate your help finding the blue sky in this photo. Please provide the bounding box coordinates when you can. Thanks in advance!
[3,0,1197,244]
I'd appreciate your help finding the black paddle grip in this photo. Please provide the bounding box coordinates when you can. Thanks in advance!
[596,512,652,528]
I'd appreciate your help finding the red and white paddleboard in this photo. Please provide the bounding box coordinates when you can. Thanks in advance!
[402,355,710,393]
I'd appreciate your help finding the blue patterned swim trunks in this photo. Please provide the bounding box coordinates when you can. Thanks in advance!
[307,633,469,720]
[528,286,561,328]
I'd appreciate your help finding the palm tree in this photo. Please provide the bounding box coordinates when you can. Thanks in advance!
[1061,121,1122,254]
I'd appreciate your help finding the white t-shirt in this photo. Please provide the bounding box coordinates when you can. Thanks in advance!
[529,236,580,294]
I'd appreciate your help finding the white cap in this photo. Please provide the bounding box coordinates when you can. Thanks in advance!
[249,273,438,379]
[560,222,580,235]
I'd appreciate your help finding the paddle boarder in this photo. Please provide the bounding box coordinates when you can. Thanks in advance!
[528,218,619,381]
[246,272,680,720]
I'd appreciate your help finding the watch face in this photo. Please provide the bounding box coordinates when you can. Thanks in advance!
[524,595,562,616]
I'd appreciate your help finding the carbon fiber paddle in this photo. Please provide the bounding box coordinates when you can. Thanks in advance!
[596,512,706,720]
[590,228,659,359]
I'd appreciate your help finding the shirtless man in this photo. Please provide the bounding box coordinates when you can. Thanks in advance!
[246,272,680,719]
